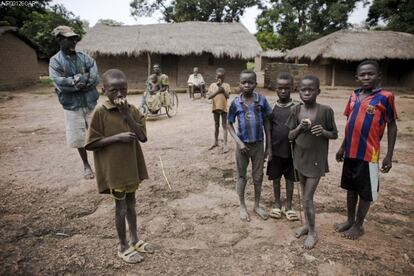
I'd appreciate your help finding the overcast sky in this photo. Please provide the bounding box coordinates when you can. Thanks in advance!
[52,0,370,34]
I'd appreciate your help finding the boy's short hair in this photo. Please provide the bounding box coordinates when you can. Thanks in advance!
[356,60,380,73]
[216,68,225,74]
[102,69,127,86]
[302,75,320,88]
[277,72,294,84]
[240,69,257,81]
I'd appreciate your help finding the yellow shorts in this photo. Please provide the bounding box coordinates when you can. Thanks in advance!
[110,183,140,200]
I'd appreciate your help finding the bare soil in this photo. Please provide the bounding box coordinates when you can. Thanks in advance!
[0,85,413,275]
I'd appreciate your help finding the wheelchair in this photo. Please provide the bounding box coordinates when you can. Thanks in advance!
[140,89,179,118]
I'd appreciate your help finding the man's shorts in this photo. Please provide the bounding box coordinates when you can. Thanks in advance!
[267,156,295,181]
[63,107,93,148]
[341,158,379,202]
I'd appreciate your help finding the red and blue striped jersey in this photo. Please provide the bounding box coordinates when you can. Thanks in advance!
[344,88,397,163]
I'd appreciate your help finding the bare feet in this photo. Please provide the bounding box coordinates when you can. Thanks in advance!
[223,144,229,153]
[84,166,94,179]
[254,206,269,220]
[295,226,309,238]
[208,143,218,150]
[334,220,354,232]
[342,225,365,240]
[303,233,318,250]
[240,207,250,222]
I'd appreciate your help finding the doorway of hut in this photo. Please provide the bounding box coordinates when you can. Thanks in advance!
[161,54,179,88]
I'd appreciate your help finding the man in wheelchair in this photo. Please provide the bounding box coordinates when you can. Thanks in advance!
[141,64,170,114]
[187,67,205,99]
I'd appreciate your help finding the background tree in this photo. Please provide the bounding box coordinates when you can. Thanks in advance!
[256,0,362,50]
[1,2,85,57]
[130,0,259,22]
[97,19,124,26]
[366,0,414,33]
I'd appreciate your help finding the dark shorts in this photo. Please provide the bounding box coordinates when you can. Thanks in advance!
[341,158,380,202]
[266,156,295,181]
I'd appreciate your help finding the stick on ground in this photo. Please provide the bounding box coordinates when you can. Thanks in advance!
[159,155,172,190]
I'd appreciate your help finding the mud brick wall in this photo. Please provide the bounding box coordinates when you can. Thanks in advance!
[0,33,38,90]
[265,62,308,90]
[95,54,149,89]
[177,54,246,88]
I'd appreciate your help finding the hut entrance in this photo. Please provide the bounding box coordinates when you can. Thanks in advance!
[161,54,178,88]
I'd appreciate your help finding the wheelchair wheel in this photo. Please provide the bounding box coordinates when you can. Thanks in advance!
[166,90,179,118]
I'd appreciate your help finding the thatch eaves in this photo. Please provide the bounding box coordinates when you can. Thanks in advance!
[285,30,414,61]
[260,50,285,58]
[77,22,261,59]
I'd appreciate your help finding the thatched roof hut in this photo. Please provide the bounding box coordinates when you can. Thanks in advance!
[77,22,261,88]
[285,30,414,61]
[284,30,414,88]
[255,50,285,72]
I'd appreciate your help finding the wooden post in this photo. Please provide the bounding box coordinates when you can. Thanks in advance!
[147,52,151,76]
[331,63,335,88]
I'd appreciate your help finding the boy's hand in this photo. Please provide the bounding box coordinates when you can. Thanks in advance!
[265,147,272,162]
[336,147,345,162]
[299,119,311,130]
[238,142,249,155]
[115,98,129,115]
[310,125,324,136]
[381,156,392,173]
[115,132,136,143]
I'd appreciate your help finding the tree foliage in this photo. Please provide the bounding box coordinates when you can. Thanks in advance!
[366,0,414,33]
[130,0,259,22]
[1,2,85,57]
[256,0,362,50]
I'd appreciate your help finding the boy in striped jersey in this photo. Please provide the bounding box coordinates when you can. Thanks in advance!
[335,60,398,240]
[228,70,273,222]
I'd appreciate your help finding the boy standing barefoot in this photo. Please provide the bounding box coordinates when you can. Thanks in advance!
[335,60,397,240]
[286,75,338,249]
[228,70,273,221]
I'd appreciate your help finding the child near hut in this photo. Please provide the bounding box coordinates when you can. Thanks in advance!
[334,60,397,240]
[207,68,231,153]
[286,75,338,249]
[267,72,299,221]
[228,69,273,221]
[85,69,154,263]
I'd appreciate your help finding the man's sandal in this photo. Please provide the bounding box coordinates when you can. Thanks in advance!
[269,208,282,219]
[131,240,154,254]
[282,207,299,221]
[118,247,143,264]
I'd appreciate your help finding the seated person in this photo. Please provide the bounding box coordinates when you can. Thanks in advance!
[143,74,162,113]
[187,67,205,98]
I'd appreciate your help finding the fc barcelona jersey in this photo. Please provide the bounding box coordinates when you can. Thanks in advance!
[344,88,397,163]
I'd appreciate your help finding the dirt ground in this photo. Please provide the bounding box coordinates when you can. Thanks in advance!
[0,85,413,275]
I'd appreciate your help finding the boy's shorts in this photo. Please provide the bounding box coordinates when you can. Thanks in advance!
[341,158,379,202]
[110,183,140,200]
[267,156,295,181]
[63,107,93,148]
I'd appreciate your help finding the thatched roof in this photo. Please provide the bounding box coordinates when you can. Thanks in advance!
[260,50,285,58]
[77,22,261,59]
[285,30,414,61]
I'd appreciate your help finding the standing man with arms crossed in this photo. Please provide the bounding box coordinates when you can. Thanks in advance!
[49,26,99,179]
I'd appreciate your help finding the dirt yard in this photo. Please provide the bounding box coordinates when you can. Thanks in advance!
[0,85,413,275]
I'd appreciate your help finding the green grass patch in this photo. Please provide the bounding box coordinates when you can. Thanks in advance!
[38,77,54,86]
[246,62,255,70]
